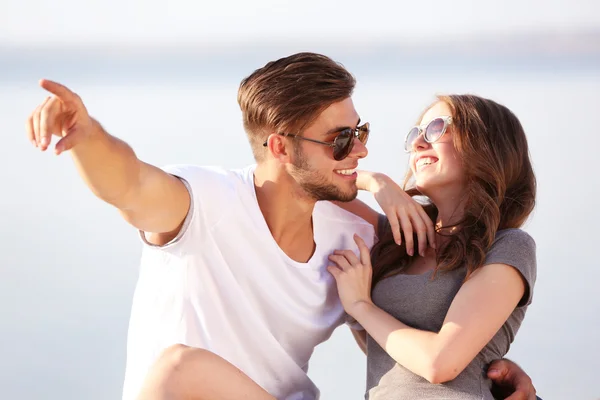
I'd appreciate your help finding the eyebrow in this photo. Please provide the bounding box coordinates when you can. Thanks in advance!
[323,118,361,137]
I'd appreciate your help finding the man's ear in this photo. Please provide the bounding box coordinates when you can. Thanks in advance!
[265,134,292,163]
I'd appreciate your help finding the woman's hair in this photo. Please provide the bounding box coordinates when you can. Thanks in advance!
[371,94,536,287]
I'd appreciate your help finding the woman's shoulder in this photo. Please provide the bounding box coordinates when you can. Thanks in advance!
[492,228,536,251]
[486,228,537,307]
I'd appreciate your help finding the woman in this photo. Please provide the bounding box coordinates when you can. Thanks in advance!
[328,94,537,399]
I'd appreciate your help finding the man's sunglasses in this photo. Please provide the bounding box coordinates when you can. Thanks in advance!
[404,116,452,152]
[263,122,370,161]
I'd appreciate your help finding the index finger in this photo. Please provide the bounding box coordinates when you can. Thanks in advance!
[383,210,401,246]
[353,234,371,265]
[397,208,415,256]
[417,206,436,249]
[409,213,429,257]
[39,79,78,105]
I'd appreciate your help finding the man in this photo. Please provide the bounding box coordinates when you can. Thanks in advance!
[27,52,537,400]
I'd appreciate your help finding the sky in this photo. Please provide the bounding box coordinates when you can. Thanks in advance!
[2,0,600,46]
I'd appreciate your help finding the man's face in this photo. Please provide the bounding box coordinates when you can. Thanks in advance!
[289,97,368,202]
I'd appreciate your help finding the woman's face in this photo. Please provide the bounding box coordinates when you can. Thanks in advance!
[409,102,467,199]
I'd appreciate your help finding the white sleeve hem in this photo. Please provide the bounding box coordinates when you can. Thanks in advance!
[138,175,194,249]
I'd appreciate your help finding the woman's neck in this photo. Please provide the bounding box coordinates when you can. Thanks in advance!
[433,194,467,235]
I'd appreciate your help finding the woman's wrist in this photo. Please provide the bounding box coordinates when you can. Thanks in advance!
[347,299,376,321]
[357,170,392,193]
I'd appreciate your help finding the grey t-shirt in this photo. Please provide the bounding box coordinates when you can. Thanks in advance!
[365,220,537,400]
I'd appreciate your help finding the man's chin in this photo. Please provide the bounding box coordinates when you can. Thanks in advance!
[300,179,358,203]
[335,187,359,202]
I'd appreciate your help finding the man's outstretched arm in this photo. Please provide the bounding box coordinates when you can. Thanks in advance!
[27,79,189,244]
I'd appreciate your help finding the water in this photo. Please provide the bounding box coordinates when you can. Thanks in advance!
[1,47,598,400]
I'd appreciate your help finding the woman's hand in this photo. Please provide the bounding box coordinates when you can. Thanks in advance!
[359,171,436,256]
[327,234,375,317]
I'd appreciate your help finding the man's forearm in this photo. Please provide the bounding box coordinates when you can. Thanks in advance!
[69,118,142,209]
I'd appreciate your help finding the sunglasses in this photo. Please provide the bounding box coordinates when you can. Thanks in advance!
[404,116,452,152]
[263,122,370,161]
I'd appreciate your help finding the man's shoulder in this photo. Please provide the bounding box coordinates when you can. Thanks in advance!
[160,164,254,188]
[315,201,374,229]
[160,163,251,177]
[314,201,377,249]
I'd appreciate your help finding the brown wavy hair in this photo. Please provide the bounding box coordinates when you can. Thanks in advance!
[371,95,536,286]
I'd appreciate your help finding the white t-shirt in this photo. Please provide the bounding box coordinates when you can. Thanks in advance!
[121,164,376,400]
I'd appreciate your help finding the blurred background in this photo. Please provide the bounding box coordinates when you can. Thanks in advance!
[1,1,599,399]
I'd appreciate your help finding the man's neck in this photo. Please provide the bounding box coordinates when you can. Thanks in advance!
[254,162,317,263]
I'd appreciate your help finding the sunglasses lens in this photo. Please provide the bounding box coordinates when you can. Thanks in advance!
[425,118,446,142]
[405,127,420,151]
[357,123,370,145]
[333,129,353,160]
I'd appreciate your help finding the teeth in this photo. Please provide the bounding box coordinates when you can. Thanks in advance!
[417,157,437,167]
[335,169,356,175]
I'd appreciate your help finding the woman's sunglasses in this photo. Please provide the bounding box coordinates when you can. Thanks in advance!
[404,116,452,152]
[263,122,370,161]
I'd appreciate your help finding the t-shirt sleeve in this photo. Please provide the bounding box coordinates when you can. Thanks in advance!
[139,164,232,249]
[484,229,537,307]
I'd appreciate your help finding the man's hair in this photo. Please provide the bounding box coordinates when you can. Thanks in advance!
[237,52,356,161]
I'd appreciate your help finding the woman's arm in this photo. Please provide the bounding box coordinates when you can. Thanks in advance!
[333,170,391,229]
[328,235,527,384]
[352,264,525,383]
[334,170,436,255]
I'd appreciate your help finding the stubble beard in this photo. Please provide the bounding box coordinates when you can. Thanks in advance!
[290,144,358,203]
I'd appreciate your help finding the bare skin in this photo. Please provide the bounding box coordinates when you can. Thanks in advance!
[136,345,275,400]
